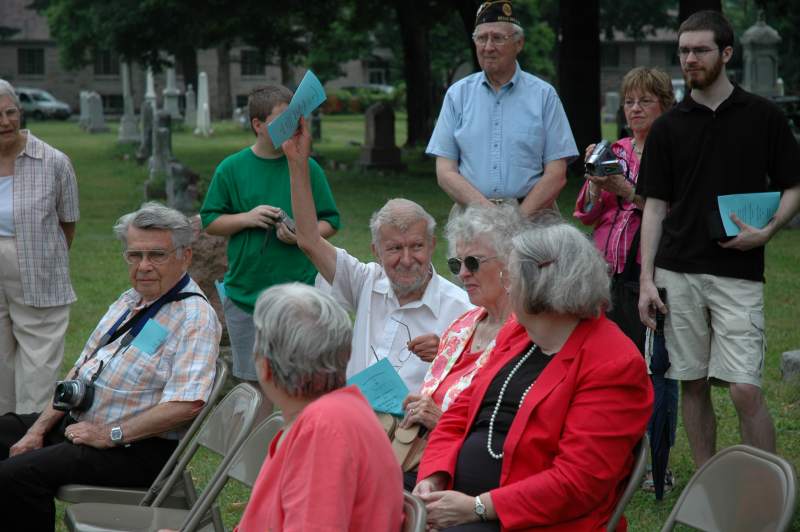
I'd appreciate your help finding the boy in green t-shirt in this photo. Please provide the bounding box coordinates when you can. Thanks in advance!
[200,85,340,393]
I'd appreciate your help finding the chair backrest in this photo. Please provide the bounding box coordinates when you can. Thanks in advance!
[140,358,229,506]
[607,434,649,532]
[180,412,285,531]
[402,491,426,532]
[661,444,798,532]
[151,382,262,507]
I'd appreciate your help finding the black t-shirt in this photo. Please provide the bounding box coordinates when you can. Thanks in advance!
[637,85,800,282]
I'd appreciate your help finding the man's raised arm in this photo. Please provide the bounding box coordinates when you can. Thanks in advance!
[283,117,337,283]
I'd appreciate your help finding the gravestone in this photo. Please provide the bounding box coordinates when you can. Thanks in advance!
[359,102,403,170]
[163,62,182,120]
[781,350,800,382]
[144,68,157,107]
[741,13,781,98]
[136,99,155,163]
[149,110,174,177]
[602,91,620,123]
[194,72,213,137]
[184,84,196,128]
[86,92,109,133]
[146,110,197,212]
[232,107,249,130]
[78,91,90,130]
[118,62,139,144]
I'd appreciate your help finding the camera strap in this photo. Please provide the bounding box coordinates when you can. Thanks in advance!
[75,274,207,383]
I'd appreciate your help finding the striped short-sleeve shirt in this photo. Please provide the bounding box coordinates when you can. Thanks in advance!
[71,277,222,439]
[13,131,79,307]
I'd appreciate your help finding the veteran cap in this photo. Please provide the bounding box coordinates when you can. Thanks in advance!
[475,1,520,27]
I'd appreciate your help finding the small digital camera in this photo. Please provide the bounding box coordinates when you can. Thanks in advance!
[52,379,95,412]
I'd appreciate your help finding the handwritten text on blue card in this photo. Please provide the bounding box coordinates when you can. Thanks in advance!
[131,318,169,355]
[268,70,326,148]
[347,358,409,416]
[718,192,780,237]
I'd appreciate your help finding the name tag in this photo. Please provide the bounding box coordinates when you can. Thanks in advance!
[131,319,169,355]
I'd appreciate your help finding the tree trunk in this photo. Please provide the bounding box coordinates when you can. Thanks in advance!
[216,43,232,120]
[175,46,198,92]
[453,0,481,72]
[558,0,601,175]
[394,1,433,147]
[679,0,723,24]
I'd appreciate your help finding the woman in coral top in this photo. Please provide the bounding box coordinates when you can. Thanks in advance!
[401,203,524,488]
[235,283,403,532]
[414,218,653,531]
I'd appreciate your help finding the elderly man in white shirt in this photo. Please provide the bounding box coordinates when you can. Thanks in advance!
[281,119,472,392]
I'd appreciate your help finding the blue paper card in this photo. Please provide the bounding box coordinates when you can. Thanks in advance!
[347,358,409,416]
[268,70,327,148]
[718,192,780,237]
[131,318,169,355]
[214,279,226,302]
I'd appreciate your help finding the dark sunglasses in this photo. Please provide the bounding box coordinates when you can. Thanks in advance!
[447,256,496,275]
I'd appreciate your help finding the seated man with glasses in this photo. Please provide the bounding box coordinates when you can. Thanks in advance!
[427,1,578,216]
[282,118,472,393]
[0,202,221,531]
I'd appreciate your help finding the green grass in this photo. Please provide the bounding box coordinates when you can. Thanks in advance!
[25,115,799,531]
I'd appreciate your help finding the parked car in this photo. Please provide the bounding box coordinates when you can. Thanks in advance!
[16,87,71,120]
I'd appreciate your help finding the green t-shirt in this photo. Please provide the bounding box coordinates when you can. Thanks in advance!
[200,147,340,314]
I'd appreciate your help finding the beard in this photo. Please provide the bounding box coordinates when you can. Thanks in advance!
[388,264,430,298]
[684,55,724,90]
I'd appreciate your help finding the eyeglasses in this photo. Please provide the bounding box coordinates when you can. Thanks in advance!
[472,32,516,47]
[677,46,719,59]
[0,107,20,121]
[447,255,497,275]
[123,248,178,265]
[370,317,413,370]
[624,97,658,109]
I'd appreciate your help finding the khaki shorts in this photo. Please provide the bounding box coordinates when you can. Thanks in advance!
[655,268,766,386]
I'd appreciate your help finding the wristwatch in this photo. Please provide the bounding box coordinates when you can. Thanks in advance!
[474,495,487,522]
[110,426,124,446]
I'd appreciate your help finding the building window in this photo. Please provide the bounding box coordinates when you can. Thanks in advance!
[101,94,124,113]
[601,44,620,68]
[366,58,389,85]
[18,48,45,75]
[236,95,249,108]
[241,49,265,76]
[94,50,120,75]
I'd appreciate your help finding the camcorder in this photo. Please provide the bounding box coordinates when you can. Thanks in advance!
[585,140,623,176]
[52,379,95,412]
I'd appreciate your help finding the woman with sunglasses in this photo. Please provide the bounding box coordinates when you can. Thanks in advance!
[573,67,675,351]
[413,218,652,531]
[0,79,79,415]
[400,202,523,489]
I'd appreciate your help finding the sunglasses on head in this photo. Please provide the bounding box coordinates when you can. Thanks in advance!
[447,256,496,275]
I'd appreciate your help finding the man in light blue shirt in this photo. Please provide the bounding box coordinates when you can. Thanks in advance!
[427,1,578,216]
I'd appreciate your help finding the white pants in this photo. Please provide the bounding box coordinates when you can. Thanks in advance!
[0,237,70,414]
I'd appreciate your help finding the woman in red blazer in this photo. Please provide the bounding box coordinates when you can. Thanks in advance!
[414,218,653,531]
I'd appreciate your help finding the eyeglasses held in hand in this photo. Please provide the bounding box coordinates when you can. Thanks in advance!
[370,317,413,369]
[447,255,497,275]
[123,248,178,265]
[677,46,719,59]
[472,32,515,47]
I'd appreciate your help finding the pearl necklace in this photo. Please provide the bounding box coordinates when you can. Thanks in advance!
[487,343,538,460]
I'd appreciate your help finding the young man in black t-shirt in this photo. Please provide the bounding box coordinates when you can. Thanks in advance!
[636,10,800,468]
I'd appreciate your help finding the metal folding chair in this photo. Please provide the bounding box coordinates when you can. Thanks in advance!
[64,383,268,532]
[607,434,649,532]
[56,359,229,509]
[661,444,797,532]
